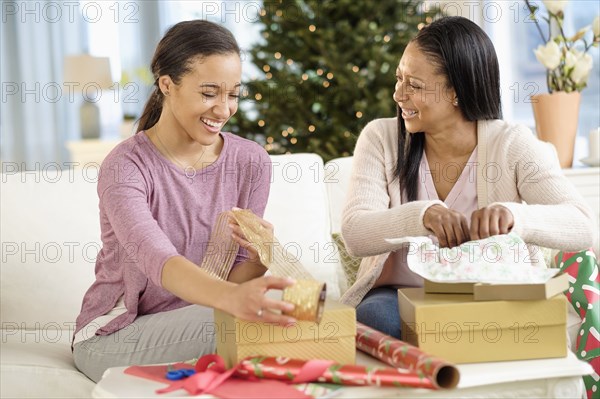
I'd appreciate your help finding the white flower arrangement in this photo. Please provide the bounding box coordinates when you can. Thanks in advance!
[526,0,599,93]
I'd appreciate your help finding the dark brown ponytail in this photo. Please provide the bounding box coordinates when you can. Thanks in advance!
[137,20,241,132]
[138,89,164,133]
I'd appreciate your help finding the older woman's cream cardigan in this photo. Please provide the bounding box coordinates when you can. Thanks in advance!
[340,118,596,308]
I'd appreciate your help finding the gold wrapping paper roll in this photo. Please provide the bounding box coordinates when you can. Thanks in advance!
[230,209,314,281]
[282,279,326,323]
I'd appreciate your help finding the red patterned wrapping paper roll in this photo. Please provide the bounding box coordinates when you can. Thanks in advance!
[355,322,460,389]
[236,356,437,389]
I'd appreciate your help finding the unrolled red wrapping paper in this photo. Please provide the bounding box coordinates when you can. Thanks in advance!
[149,354,440,396]
[355,322,460,389]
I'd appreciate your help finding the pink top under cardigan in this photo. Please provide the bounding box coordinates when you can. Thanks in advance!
[374,148,478,288]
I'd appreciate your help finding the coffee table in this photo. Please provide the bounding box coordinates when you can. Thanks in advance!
[92,351,591,398]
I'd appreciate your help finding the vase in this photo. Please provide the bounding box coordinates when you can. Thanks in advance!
[531,91,581,168]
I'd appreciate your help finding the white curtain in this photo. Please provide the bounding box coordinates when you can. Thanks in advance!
[117,1,163,120]
[1,3,86,168]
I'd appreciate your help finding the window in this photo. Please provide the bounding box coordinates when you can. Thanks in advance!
[84,1,263,138]
[84,1,122,139]
[483,0,599,163]
[159,1,262,81]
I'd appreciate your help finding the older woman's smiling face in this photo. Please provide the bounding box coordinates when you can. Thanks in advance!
[393,42,461,135]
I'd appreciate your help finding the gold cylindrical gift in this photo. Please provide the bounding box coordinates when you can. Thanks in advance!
[282,279,326,323]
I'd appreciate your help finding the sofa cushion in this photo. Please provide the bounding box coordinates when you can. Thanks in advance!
[0,331,94,398]
[265,154,340,298]
[323,156,354,234]
[1,169,98,329]
[331,232,362,292]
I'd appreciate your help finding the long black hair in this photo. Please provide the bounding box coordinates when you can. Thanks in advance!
[137,20,240,132]
[396,16,501,201]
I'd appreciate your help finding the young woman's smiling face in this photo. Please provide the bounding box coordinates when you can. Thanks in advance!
[161,53,242,145]
[393,42,461,135]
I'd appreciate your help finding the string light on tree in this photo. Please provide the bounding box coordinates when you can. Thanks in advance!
[255,93,263,100]
[290,138,298,144]
[309,25,316,32]
[308,125,316,133]
[316,69,323,76]
[274,52,282,59]
[326,72,334,79]
[258,120,265,127]
[356,111,363,118]
[323,81,330,88]
[263,65,271,72]
[352,66,360,73]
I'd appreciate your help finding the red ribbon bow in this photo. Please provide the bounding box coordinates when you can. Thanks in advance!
[145,354,333,398]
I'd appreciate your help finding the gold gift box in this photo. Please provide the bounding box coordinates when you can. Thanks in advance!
[424,274,569,301]
[214,300,356,368]
[398,288,567,364]
[473,273,570,301]
[424,279,474,294]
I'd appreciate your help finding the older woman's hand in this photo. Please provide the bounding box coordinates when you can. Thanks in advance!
[423,205,470,248]
[470,205,514,240]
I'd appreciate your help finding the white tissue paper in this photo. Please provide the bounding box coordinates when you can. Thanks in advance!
[385,232,558,284]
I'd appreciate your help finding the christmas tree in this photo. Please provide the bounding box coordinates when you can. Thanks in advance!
[229,0,439,162]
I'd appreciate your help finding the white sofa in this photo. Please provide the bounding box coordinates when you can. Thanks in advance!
[1,153,597,398]
[0,154,351,398]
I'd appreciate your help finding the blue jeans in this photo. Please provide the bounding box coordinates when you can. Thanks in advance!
[73,305,215,383]
[356,287,401,339]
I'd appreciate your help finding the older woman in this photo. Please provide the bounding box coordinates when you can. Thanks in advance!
[340,16,595,338]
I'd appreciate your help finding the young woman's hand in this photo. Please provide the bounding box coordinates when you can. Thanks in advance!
[218,275,296,326]
[228,209,274,265]
[423,205,470,248]
[470,204,514,240]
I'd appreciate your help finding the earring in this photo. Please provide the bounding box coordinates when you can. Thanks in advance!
[453,99,458,106]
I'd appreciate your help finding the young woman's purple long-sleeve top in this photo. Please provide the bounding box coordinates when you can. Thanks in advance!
[74,131,272,338]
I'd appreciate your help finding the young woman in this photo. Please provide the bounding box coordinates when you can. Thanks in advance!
[340,16,595,339]
[73,20,295,382]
